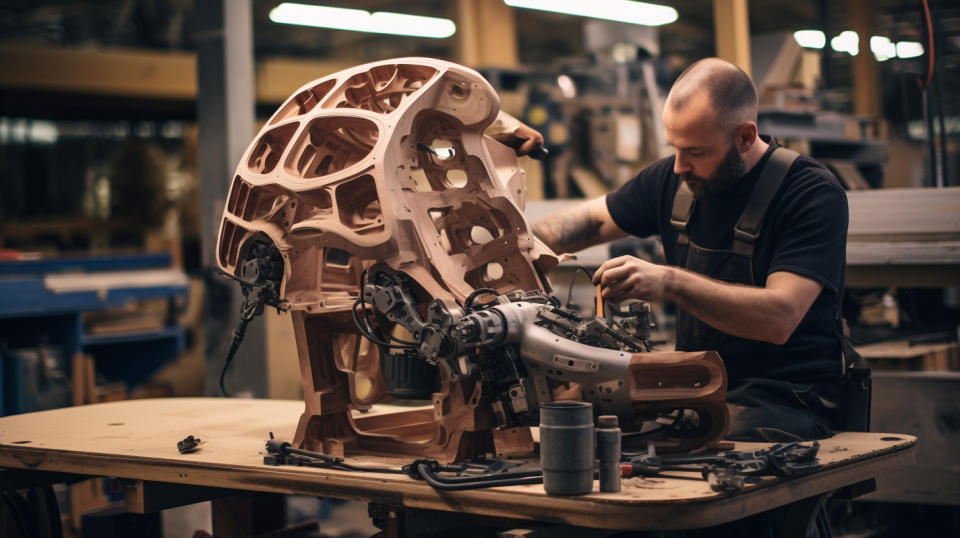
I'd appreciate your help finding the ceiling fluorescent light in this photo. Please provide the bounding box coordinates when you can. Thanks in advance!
[896,41,924,59]
[870,36,896,61]
[503,0,678,27]
[269,3,456,39]
[793,30,825,49]
[830,30,859,56]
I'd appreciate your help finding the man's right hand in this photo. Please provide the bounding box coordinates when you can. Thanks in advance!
[592,255,672,302]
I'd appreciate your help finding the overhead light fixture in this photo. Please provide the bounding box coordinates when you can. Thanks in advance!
[557,75,577,98]
[830,30,859,56]
[794,30,924,61]
[895,41,924,59]
[503,0,678,27]
[793,30,826,49]
[268,3,456,39]
[870,36,896,61]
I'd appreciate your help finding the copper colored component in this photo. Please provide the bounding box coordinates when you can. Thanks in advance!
[596,284,604,317]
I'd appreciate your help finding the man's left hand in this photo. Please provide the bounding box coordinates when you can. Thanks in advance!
[510,123,545,156]
[592,256,671,302]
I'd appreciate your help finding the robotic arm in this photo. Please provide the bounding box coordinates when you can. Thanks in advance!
[357,267,729,452]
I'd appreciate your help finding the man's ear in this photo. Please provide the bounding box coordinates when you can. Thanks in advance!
[736,121,758,153]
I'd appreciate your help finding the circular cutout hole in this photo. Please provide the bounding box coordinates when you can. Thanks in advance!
[445,169,468,188]
[484,262,503,281]
[470,226,494,245]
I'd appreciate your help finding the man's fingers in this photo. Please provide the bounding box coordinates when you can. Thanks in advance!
[599,264,632,287]
[601,279,634,302]
[512,126,544,156]
[517,138,539,155]
[592,257,630,285]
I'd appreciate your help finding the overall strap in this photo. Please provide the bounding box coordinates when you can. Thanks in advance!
[732,147,800,256]
[669,181,695,245]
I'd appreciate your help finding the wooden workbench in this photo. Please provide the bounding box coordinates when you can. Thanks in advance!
[0,398,916,532]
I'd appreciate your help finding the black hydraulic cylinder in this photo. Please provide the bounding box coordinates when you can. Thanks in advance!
[539,401,595,495]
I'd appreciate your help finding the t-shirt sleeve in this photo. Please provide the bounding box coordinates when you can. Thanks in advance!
[767,178,848,293]
[605,159,669,238]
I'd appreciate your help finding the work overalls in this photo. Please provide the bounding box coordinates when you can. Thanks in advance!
[670,147,837,442]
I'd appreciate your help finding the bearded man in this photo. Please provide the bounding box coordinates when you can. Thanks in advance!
[532,58,849,442]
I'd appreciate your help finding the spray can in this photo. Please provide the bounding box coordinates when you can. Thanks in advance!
[597,415,622,493]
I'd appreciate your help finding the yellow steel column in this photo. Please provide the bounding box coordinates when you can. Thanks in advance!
[454,0,519,68]
[847,0,881,116]
[713,0,752,75]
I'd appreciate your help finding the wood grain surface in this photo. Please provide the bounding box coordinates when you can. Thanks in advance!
[0,398,916,530]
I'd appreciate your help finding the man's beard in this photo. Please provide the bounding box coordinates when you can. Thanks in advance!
[682,144,746,198]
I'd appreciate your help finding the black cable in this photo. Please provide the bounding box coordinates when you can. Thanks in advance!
[355,270,420,347]
[464,287,499,312]
[351,299,416,350]
[419,466,543,483]
[284,447,406,474]
[266,435,545,490]
[566,266,596,311]
[220,301,258,397]
[416,464,543,491]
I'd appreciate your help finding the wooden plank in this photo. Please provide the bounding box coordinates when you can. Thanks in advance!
[455,0,519,68]
[846,0,880,116]
[43,269,189,294]
[846,265,960,287]
[0,44,196,99]
[712,0,752,75]
[0,44,350,104]
[72,353,87,407]
[0,398,916,531]
[846,242,960,265]
[846,187,960,240]
[857,340,959,372]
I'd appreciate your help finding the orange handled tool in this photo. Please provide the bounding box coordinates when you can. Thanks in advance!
[596,284,604,317]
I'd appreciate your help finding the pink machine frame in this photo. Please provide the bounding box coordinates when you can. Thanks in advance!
[216,58,728,461]
[217,58,561,461]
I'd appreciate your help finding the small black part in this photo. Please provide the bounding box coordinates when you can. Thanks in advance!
[264,437,291,455]
[177,435,201,454]
[528,146,549,160]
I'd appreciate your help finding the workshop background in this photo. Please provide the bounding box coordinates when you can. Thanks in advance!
[0,0,958,536]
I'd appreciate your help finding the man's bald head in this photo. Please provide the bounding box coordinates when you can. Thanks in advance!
[665,58,758,132]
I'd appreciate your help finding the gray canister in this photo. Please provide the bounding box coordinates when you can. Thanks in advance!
[596,415,622,492]
[539,401,595,495]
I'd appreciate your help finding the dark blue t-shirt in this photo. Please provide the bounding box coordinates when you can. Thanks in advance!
[605,138,848,386]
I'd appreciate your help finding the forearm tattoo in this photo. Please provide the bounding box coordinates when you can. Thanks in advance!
[532,209,603,253]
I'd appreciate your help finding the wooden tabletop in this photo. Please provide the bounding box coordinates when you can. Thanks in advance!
[0,398,916,530]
